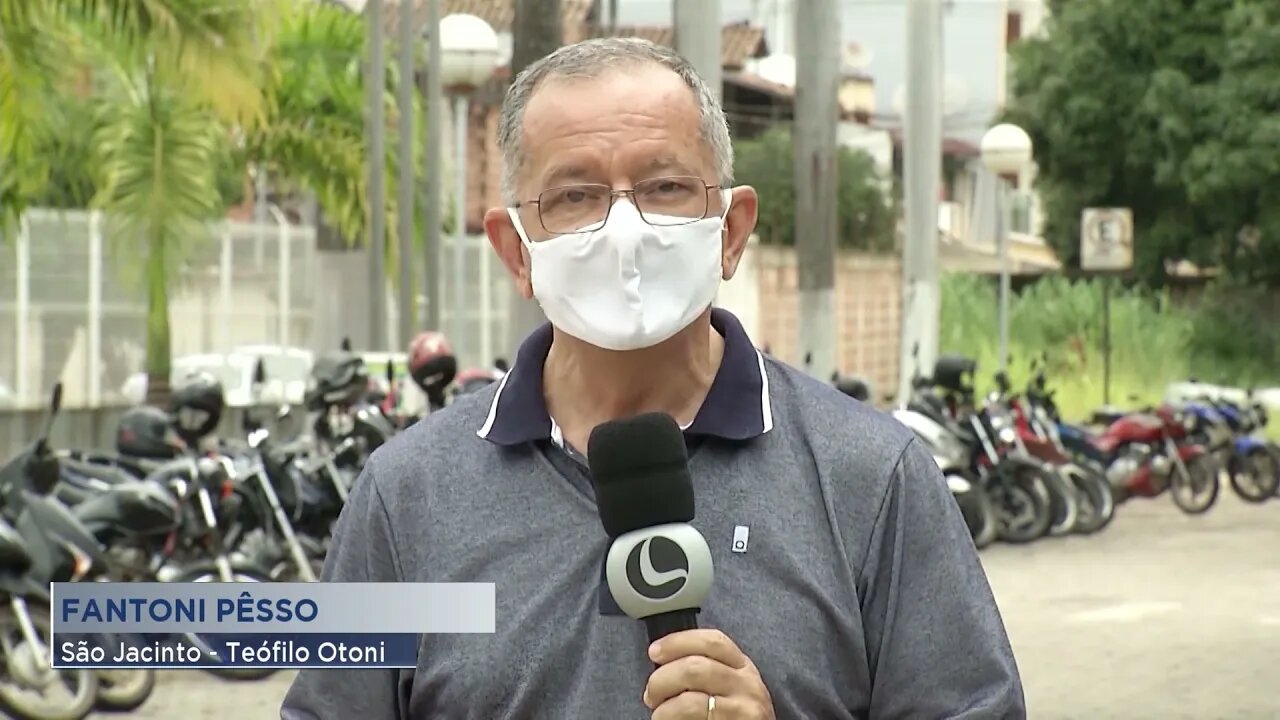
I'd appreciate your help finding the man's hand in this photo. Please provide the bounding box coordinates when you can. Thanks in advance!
[642,629,775,720]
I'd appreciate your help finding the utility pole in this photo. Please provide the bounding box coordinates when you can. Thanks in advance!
[793,0,840,380]
[395,0,417,348]
[898,0,943,402]
[366,0,388,351]
[504,0,562,356]
[673,0,721,103]
[422,0,443,333]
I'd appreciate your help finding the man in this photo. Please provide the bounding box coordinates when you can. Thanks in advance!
[282,37,1024,719]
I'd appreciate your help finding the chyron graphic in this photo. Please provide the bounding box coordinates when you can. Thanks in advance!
[625,536,690,600]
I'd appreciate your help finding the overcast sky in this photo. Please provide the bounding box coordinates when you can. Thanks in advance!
[616,0,1004,141]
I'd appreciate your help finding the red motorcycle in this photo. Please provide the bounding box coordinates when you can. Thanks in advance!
[1056,403,1220,515]
[1006,397,1116,535]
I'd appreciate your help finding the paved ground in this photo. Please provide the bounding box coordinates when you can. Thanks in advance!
[983,492,1280,719]
[119,492,1279,719]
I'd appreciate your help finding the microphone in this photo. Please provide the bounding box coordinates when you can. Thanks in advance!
[588,412,714,645]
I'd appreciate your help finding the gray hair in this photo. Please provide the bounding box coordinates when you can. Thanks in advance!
[497,37,734,204]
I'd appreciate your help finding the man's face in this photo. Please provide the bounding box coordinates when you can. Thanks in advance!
[484,63,758,300]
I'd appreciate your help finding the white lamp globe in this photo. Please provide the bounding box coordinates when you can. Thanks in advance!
[980,123,1034,174]
[439,14,501,90]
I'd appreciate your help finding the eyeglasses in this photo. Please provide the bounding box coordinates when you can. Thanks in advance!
[514,175,722,236]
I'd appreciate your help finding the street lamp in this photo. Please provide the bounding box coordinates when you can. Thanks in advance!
[980,123,1033,375]
[439,13,500,369]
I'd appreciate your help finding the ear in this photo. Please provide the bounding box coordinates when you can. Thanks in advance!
[484,207,533,299]
[721,186,759,281]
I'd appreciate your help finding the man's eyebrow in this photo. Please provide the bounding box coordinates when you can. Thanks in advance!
[644,155,697,176]
[541,164,593,189]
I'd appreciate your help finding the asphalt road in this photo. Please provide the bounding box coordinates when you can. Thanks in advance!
[124,492,1279,719]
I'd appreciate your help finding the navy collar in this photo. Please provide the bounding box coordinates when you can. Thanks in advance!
[476,308,774,445]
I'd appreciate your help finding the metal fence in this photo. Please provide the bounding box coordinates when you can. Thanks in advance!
[1,208,318,409]
[0,208,516,411]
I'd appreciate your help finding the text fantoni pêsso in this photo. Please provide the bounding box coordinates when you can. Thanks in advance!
[59,591,320,625]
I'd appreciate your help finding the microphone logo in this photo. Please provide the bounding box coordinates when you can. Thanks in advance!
[625,536,690,600]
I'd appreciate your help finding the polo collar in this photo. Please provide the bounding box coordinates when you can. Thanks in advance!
[476,308,774,445]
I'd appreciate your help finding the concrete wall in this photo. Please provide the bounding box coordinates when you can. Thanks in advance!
[751,245,902,400]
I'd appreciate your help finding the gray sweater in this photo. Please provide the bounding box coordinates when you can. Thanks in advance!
[281,312,1024,719]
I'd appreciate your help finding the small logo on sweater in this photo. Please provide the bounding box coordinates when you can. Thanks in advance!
[732,525,750,553]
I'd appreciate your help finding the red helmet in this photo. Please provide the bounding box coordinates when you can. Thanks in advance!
[408,332,457,399]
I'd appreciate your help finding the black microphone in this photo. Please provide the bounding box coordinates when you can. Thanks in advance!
[588,412,714,645]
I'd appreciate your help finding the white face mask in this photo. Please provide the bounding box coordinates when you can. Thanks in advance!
[508,190,732,351]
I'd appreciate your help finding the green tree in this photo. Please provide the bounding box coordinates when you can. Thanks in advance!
[1006,0,1280,285]
[0,0,267,225]
[248,1,428,285]
[93,64,231,404]
[733,125,895,252]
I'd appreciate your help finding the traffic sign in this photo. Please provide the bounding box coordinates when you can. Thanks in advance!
[1080,208,1133,271]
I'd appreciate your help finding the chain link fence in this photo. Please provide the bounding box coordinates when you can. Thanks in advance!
[1,208,319,409]
[1,208,518,411]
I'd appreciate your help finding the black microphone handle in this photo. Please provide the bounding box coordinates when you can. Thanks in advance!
[643,609,700,646]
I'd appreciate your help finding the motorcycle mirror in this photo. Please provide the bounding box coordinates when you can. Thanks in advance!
[253,357,267,386]
[340,337,352,352]
[386,361,395,385]
[494,357,510,373]
[34,383,64,455]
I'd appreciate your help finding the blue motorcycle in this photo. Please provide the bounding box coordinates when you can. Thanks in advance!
[1182,396,1279,503]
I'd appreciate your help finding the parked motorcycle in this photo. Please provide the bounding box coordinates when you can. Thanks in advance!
[849,355,1000,549]
[0,385,104,719]
[42,386,280,683]
[894,352,1052,544]
[1181,393,1279,503]
[1017,362,1116,534]
[1051,396,1220,515]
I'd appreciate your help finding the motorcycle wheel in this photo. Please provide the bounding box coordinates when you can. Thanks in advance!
[93,667,156,712]
[1272,444,1280,498]
[0,603,98,720]
[970,487,999,549]
[951,481,997,550]
[169,567,281,682]
[1170,455,1220,515]
[1042,468,1081,537]
[992,468,1053,544]
[1227,448,1280,503]
[1065,465,1115,535]
[271,557,326,582]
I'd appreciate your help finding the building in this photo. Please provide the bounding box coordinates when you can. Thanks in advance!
[929,0,1058,274]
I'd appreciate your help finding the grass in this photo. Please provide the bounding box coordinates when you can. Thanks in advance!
[939,274,1280,428]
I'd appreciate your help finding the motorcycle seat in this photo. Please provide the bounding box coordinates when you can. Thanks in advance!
[61,458,138,486]
[1089,406,1128,426]
[73,482,179,539]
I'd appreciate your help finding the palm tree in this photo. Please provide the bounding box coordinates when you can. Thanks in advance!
[92,62,232,404]
[251,2,370,243]
[249,0,423,279]
[5,0,418,406]
[1,0,271,404]
[1,0,268,224]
